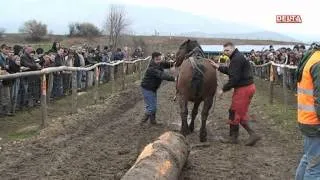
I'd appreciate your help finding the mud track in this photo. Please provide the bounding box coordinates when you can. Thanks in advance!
[0,80,301,180]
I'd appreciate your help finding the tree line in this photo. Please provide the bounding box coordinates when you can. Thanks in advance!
[0,5,129,48]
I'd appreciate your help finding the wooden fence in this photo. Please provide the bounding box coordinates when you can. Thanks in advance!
[250,61,297,111]
[0,57,151,128]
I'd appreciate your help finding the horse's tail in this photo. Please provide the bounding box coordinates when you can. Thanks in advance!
[190,57,205,98]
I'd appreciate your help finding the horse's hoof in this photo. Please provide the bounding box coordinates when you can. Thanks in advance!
[200,129,207,142]
[200,136,207,142]
[180,129,191,136]
[189,124,194,133]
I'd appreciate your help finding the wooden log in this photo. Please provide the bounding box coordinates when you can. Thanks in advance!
[122,131,190,180]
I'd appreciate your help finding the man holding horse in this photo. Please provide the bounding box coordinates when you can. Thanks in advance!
[210,42,261,146]
[140,52,175,125]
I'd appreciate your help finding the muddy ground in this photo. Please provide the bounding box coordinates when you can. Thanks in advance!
[0,77,302,180]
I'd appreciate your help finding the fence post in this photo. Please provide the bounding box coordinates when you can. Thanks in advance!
[72,71,78,114]
[47,73,53,103]
[269,64,274,104]
[282,66,288,112]
[122,61,126,90]
[110,65,115,93]
[139,60,142,80]
[41,74,47,128]
[94,66,99,104]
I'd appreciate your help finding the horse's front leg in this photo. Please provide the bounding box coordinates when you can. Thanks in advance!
[189,101,201,133]
[178,95,189,136]
[200,96,214,142]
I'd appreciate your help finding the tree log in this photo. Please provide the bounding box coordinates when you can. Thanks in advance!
[122,131,190,180]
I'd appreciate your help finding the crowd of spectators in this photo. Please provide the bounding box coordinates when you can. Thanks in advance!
[0,41,145,116]
[247,44,306,66]
[245,44,308,91]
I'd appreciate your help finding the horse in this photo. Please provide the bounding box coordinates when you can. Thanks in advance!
[174,39,217,142]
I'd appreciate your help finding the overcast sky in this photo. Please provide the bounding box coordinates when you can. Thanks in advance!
[0,0,318,40]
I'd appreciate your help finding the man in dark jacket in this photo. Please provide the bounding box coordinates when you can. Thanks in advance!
[113,48,124,61]
[21,46,41,71]
[210,42,260,146]
[140,52,175,125]
[52,47,64,98]
[20,46,41,107]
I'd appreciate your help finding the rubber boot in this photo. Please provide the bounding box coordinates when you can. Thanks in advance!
[240,121,261,146]
[3,106,13,116]
[140,113,150,125]
[220,124,239,144]
[150,113,157,125]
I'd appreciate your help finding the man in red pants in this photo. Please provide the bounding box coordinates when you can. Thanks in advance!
[210,42,261,146]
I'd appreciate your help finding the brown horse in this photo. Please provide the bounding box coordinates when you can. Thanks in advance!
[175,39,217,142]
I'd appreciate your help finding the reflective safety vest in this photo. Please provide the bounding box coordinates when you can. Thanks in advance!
[297,51,320,125]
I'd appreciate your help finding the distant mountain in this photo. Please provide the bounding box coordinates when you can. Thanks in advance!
[127,6,263,36]
[127,6,300,42]
[180,31,300,42]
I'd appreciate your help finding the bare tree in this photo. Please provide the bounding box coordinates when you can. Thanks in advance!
[106,5,129,50]
[19,20,47,41]
[69,22,101,37]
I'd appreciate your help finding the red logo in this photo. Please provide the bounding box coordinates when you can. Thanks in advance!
[276,15,302,23]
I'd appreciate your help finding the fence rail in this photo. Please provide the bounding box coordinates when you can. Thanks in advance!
[0,57,151,130]
[250,61,297,111]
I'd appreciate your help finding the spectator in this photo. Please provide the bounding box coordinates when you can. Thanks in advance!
[0,44,12,116]
[123,46,129,60]
[20,46,41,107]
[100,46,110,83]
[0,44,9,69]
[113,48,124,61]
[7,49,21,114]
[132,48,144,59]
[74,48,85,90]
[62,50,74,95]
[52,47,64,98]
[51,41,60,53]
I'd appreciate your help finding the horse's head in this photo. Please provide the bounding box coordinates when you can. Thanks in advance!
[175,39,204,67]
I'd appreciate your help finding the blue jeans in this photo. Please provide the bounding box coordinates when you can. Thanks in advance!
[141,88,157,114]
[296,136,320,180]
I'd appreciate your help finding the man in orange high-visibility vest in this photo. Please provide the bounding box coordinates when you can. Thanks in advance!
[296,44,320,179]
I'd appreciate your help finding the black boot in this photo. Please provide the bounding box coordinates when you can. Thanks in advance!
[140,113,150,125]
[150,113,157,125]
[2,106,13,116]
[220,124,239,144]
[240,121,261,146]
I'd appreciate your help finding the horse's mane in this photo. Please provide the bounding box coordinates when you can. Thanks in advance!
[182,40,205,59]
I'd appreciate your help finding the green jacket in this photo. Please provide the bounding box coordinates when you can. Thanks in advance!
[297,50,320,136]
